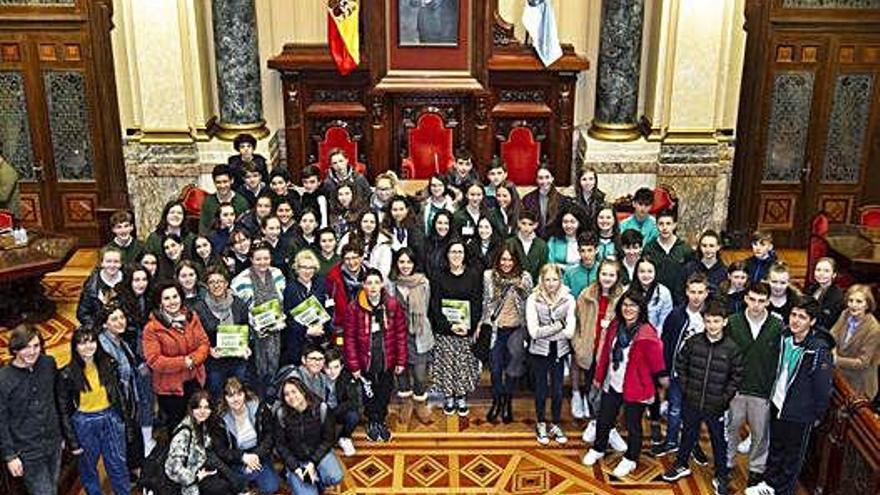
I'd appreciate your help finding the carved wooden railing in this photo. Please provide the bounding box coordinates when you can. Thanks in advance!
[800,372,880,495]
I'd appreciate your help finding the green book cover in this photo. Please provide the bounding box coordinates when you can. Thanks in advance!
[289,295,331,327]
[215,325,249,358]
[441,298,471,330]
[251,298,284,330]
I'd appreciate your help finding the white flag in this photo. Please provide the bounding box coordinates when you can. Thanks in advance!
[522,0,563,67]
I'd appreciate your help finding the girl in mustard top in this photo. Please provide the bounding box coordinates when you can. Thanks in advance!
[58,327,131,495]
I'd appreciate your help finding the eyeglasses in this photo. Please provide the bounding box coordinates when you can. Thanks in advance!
[306,355,325,362]
[297,265,317,271]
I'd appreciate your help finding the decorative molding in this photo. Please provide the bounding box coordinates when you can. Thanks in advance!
[498,89,545,103]
[492,10,518,47]
[309,119,364,143]
[494,119,547,143]
[312,89,361,103]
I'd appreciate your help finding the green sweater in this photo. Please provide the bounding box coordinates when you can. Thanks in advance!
[507,235,548,283]
[727,312,782,398]
[643,237,694,304]
[199,192,249,236]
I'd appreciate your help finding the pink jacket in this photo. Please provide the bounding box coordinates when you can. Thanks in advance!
[593,320,665,403]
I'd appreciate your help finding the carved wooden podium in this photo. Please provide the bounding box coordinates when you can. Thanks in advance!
[268,0,588,185]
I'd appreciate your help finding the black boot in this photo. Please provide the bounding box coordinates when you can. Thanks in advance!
[502,394,514,424]
[486,396,501,422]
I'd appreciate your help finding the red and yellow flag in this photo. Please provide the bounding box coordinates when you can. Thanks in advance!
[327,0,360,76]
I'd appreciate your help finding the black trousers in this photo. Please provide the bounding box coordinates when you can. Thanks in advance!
[364,332,394,423]
[764,407,813,495]
[593,390,647,462]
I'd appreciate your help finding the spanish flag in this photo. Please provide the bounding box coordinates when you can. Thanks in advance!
[328,0,360,76]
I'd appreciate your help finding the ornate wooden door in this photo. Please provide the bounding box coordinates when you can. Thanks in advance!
[0,0,127,245]
[731,1,880,247]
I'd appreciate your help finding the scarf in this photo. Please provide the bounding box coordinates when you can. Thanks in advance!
[394,274,429,335]
[611,321,639,370]
[161,309,187,331]
[342,265,364,300]
[251,268,277,306]
[490,271,529,314]
[205,291,235,325]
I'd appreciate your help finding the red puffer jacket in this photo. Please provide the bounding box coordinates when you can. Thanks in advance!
[593,319,665,404]
[342,290,408,374]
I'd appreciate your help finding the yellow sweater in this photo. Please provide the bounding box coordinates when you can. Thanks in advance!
[79,362,110,412]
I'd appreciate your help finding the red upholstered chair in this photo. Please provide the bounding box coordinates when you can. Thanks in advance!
[650,185,678,215]
[401,113,455,180]
[806,211,830,286]
[178,184,208,233]
[858,205,880,228]
[315,126,366,178]
[500,126,541,185]
[0,209,13,230]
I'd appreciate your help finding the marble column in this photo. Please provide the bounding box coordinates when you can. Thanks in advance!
[212,0,269,140]
[588,0,645,142]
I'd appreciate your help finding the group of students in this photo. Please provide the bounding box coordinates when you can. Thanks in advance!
[1,136,878,495]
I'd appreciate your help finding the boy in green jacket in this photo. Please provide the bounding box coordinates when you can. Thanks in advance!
[724,281,782,488]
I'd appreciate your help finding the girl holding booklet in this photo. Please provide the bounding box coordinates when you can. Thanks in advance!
[428,239,484,417]
[191,266,251,398]
[283,250,333,367]
[231,241,287,395]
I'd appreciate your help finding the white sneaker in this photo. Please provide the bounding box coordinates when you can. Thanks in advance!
[581,392,592,418]
[338,437,356,457]
[744,481,775,495]
[582,448,604,466]
[609,428,628,453]
[738,434,752,454]
[571,391,585,419]
[611,457,637,478]
[582,420,597,442]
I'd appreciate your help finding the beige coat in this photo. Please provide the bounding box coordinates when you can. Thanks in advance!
[573,283,624,369]
[830,311,880,399]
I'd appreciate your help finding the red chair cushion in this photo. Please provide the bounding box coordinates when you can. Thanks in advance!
[179,184,208,217]
[0,209,12,230]
[650,186,676,215]
[501,127,541,186]
[317,126,366,178]
[405,113,454,179]
[859,205,880,228]
[811,212,829,237]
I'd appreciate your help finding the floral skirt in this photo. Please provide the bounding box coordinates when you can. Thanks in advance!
[431,334,480,397]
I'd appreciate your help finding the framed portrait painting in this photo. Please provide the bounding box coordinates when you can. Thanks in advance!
[389,0,470,71]
[398,0,459,47]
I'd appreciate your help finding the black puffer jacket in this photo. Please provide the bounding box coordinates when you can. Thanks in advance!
[676,332,743,415]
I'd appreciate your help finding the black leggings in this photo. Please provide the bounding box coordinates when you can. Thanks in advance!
[593,390,647,462]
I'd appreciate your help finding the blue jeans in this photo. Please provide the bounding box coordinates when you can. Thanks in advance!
[285,452,344,495]
[135,363,154,426]
[336,408,361,439]
[20,448,61,495]
[72,409,130,495]
[664,377,683,447]
[530,352,565,423]
[206,358,250,398]
[676,403,729,479]
[235,456,281,495]
[490,329,515,397]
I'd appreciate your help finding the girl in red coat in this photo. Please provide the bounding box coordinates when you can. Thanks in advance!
[583,289,667,478]
[342,268,407,443]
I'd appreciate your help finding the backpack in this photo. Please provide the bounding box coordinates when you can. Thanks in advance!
[139,427,184,495]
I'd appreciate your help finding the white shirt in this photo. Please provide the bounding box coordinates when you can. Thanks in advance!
[604,343,631,394]
[745,310,769,341]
